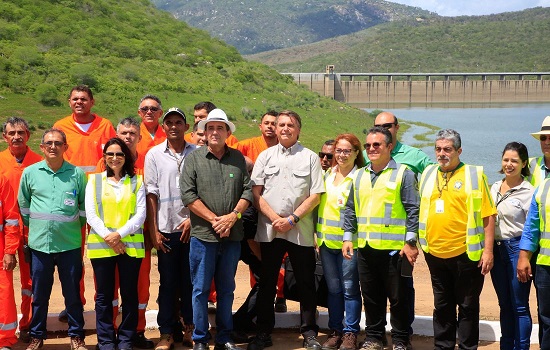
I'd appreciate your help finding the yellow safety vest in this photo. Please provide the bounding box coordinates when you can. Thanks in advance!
[87,173,145,259]
[354,164,408,250]
[418,164,485,261]
[317,167,356,249]
[528,157,546,187]
[535,178,550,266]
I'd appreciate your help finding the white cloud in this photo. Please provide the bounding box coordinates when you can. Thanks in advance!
[388,0,549,16]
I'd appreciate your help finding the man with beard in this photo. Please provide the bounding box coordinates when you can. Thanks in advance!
[418,129,495,349]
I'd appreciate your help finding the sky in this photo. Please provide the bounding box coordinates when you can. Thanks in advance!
[389,0,550,16]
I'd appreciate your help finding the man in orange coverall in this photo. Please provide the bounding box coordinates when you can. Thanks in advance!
[54,84,116,319]
[0,117,42,343]
[0,173,21,350]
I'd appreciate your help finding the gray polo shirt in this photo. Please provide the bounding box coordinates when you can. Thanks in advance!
[144,140,197,233]
[180,146,253,242]
[251,143,325,246]
[491,179,534,240]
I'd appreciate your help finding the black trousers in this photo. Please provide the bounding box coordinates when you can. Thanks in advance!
[255,238,318,337]
[357,244,410,344]
[424,252,485,350]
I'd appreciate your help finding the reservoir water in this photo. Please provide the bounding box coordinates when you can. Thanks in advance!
[378,103,550,184]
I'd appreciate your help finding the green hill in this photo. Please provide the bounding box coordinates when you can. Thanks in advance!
[0,0,372,151]
[246,7,550,73]
[152,0,435,54]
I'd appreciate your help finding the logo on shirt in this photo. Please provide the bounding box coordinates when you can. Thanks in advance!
[453,180,463,190]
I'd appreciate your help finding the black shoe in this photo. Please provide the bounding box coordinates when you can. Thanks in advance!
[303,335,321,350]
[214,342,243,350]
[232,330,251,343]
[193,344,208,350]
[132,332,154,349]
[247,333,273,350]
[274,298,287,313]
[19,329,31,343]
[58,309,68,323]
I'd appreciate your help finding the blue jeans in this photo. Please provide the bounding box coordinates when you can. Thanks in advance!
[490,237,532,350]
[91,254,142,350]
[536,264,550,349]
[29,248,84,339]
[319,244,361,334]
[157,231,193,334]
[189,237,241,344]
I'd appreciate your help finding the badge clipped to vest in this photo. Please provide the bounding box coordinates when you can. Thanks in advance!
[435,199,444,213]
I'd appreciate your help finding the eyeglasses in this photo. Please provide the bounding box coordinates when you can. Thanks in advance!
[374,122,396,129]
[364,142,382,149]
[139,106,160,113]
[335,148,354,156]
[318,152,333,160]
[42,141,65,147]
[104,152,126,158]
[541,135,549,142]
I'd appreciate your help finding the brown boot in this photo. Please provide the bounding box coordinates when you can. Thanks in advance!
[321,330,342,350]
[70,336,87,350]
[182,324,194,347]
[339,332,357,350]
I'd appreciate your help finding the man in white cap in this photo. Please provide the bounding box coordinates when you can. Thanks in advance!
[528,116,550,187]
[181,108,252,350]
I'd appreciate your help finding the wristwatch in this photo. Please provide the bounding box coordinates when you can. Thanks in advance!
[406,238,417,247]
[232,210,241,219]
[290,213,300,223]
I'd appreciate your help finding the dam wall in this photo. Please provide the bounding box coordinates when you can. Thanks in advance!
[288,72,550,106]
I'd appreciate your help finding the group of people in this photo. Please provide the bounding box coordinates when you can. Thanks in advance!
[0,84,550,350]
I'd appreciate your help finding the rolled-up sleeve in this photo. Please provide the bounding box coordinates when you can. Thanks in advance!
[520,189,540,253]
[144,151,159,197]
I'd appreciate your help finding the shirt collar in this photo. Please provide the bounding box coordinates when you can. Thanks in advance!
[277,142,302,154]
[366,158,397,173]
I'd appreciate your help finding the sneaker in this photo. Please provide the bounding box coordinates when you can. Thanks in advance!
[208,301,217,313]
[392,342,410,350]
[70,336,87,350]
[321,330,342,350]
[361,339,383,350]
[303,335,321,350]
[26,338,43,350]
[247,333,273,350]
[59,309,69,323]
[183,324,195,347]
[339,332,357,350]
[19,329,31,343]
[133,331,154,349]
[274,298,287,313]
[155,334,174,350]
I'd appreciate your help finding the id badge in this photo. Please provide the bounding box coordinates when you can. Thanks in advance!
[435,199,444,213]
[176,175,180,189]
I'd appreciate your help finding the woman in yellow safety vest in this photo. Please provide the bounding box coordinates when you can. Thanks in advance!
[85,138,146,350]
[490,142,534,350]
[316,133,365,350]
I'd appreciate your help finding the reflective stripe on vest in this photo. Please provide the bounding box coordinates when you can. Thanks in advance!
[316,168,356,249]
[87,173,144,259]
[528,157,545,187]
[0,321,18,331]
[536,178,550,266]
[354,164,408,250]
[418,164,485,261]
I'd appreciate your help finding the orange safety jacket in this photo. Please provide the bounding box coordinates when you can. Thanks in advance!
[136,123,166,156]
[54,114,116,173]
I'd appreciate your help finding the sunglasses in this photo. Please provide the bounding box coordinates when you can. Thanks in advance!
[42,141,65,147]
[374,122,396,129]
[104,152,126,158]
[364,142,382,149]
[318,152,333,160]
[541,135,549,142]
[139,106,160,112]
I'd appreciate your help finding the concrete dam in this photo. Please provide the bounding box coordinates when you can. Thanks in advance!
[286,69,550,106]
